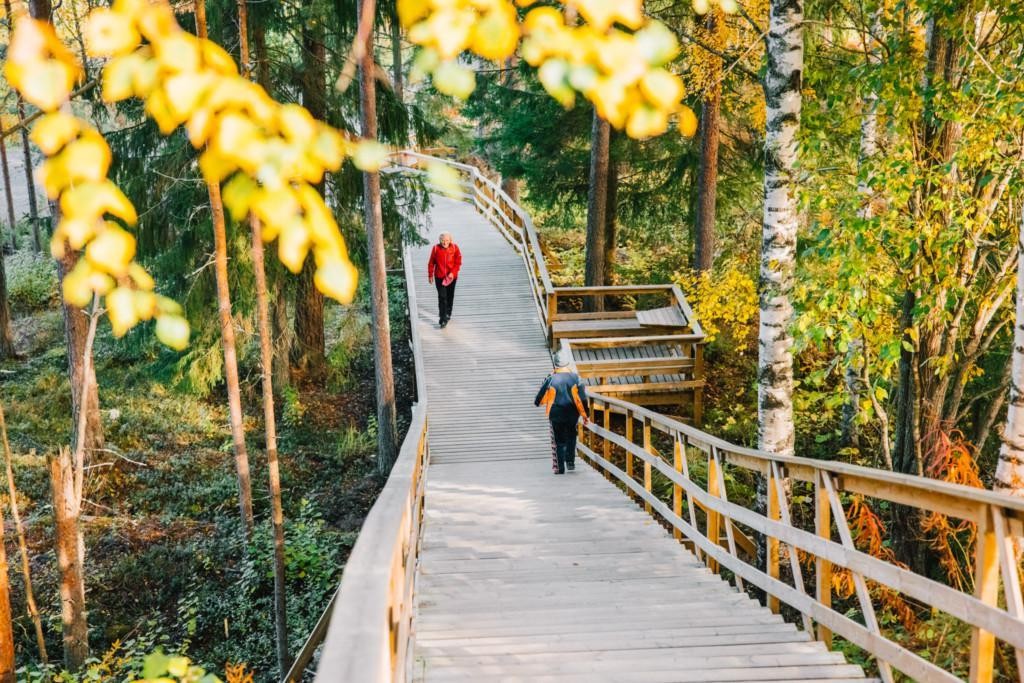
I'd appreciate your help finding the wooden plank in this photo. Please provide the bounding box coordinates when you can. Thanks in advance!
[637,306,687,328]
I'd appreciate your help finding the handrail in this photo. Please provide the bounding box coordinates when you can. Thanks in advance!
[577,391,1024,682]
[288,244,429,683]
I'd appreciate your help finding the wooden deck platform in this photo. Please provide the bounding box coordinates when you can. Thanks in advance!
[409,197,869,682]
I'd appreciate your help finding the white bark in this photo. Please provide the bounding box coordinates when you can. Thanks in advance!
[996,211,1024,496]
[757,0,803,457]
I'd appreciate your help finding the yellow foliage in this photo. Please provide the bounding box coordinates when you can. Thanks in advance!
[401,1,696,138]
[674,259,757,352]
[4,0,391,347]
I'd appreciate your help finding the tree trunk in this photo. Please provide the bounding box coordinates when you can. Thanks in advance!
[841,31,882,450]
[501,177,519,204]
[251,220,291,670]
[359,0,399,474]
[893,291,918,474]
[0,239,13,359]
[49,449,88,671]
[293,22,327,375]
[0,402,47,663]
[693,11,721,274]
[0,489,12,683]
[17,109,40,252]
[0,123,17,251]
[273,287,291,390]
[197,0,255,533]
[757,0,802,459]
[237,0,290,669]
[975,357,1011,457]
[604,154,618,286]
[390,17,403,104]
[583,112,610,311]
[996,213,1024,496]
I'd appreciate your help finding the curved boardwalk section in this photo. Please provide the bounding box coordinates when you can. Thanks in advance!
[409,197,868,682]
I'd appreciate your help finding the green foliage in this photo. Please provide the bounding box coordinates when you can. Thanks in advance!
[6,249,58,312]
[178,501,352,677]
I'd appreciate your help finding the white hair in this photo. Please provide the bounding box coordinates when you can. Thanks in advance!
[439,231,453,241]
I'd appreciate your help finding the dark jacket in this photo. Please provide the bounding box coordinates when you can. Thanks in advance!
[535,368,590,423]
[428,243,462,281]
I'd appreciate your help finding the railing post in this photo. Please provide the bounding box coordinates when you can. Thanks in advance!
[672,435,683,541]
[693,344,704,426]
[625,409,635,489]
[814,471,833,648]
[766,465,781,614]
[969,505,999,683]
[603,405,611,466]
[643,417,653,514]
[547,292,557,346]
[706,451,721,574]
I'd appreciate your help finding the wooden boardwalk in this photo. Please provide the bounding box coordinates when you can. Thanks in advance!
[409,197,869,682]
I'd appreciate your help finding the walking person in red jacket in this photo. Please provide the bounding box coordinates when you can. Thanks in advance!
[427,231,462,328]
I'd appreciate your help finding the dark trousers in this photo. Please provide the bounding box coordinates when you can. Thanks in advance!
[549,419,578,473]
[435,277,456,322]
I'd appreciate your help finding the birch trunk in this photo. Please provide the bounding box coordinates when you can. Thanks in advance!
[391,17,404,104]
[359,0,399,473]
[757,0,803,458]
[996,211,1024,496]
[197,0,255,532]
[604,155,618,286]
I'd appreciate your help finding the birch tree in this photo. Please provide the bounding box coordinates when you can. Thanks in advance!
[996,210,1024,496]
[757,0,803,458]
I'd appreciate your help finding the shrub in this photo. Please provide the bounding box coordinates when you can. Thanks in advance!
[6,250,58,312]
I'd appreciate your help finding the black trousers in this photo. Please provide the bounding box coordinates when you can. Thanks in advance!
[435,277,457,322]
[549,419,578,473]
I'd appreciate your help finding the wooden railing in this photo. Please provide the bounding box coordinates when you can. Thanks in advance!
[284,243,429,683]
[575,391,1024,683]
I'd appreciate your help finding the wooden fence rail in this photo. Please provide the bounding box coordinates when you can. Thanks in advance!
[577,391,1024,683]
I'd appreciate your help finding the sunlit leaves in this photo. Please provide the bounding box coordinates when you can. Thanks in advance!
[427,161,465,198]
[400,1,696,139]
[84,7,141,57]
[4,18,81,111]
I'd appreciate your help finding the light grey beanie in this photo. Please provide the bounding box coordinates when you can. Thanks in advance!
[553,350,571,368]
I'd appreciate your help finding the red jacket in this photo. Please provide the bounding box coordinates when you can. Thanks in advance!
[428,243,462,282]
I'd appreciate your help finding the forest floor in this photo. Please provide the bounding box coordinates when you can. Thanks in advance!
[1,273,416,677]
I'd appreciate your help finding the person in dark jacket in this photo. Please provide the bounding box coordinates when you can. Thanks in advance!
[427,231,462,328]
[534,350,590,474]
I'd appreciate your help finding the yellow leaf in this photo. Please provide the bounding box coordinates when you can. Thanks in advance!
[144,87,179,135]
[573,0,643,31]
[222,175,260,223]
[310,126,345,172]
[85,8,141,57]
[201,41,238,75]
[165,72,214,121]
[132,289,157,319]
[277,219,311,273]
[55,217,97,251]
[155,295,183,316]
[538,60,575,108]
[278,104,316,144]
[128,263,155,290]
[61,181,138,224]
[212,112,262,156]
[85,224,136,276]
[639,69,683,110]
[470,3,520,61]
[678,105,698,137]
[426,161,464,198]
[425,8,475,60]
[10,60,78,112]
[186,107,216,147]
[625,104,668,139]
[314,255,359,303]
[61,260,96,308]
[40,131,112,197]
[106,287,139,336]
[155,314,190,350]
[152,33,200,73]
[432,61,476,100]
[167,657,190,679]
[30,112,80,155]
[634,21,679,66]
[198,151,235,185]
[351,141,390,172]
[102,51,148,102]
[398,0,430,27]
[251,187,300,231]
